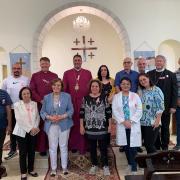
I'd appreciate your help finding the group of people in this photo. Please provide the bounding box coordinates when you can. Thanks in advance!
[0,54,179,179]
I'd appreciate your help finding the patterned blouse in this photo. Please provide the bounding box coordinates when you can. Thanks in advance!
[80,95,112,139]
[139,86,164,126]
[122,95,130,121]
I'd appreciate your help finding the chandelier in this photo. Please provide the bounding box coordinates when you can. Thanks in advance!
[73,16,90,31]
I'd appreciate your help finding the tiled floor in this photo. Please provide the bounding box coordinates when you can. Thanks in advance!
[1,135,177,180]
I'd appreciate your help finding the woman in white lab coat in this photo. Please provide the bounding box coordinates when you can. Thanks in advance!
[112,77,142,173]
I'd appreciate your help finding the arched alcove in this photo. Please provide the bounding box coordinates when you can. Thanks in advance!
[32,2,131,73]
[158,39,180,71]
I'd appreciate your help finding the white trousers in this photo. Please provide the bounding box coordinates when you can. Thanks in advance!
[48,124,70,171]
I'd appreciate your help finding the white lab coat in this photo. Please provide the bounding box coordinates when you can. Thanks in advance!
[112,92,142,147]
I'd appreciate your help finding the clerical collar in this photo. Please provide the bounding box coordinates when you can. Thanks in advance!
[74,68,81,72]
[156,68,165,72]
[41,70,49,73]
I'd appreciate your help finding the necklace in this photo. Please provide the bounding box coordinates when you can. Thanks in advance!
[74,69,82,91]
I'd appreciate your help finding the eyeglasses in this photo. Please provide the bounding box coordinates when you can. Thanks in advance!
[123,61,131,64]
[13,68,22,70]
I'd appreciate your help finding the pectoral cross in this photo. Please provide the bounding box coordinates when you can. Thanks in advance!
[71,36,97,61]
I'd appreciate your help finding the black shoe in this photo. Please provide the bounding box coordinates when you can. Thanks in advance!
[119,146,125,152]
[28,171,38,177]
[39,152,47,156]
[50,170,56,177]
[21,174,27,180]
[137,147,143,153]
[63,169,68,175]
[4,151,18,160]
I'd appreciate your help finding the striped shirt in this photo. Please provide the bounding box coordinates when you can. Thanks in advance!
[175,68,180,98]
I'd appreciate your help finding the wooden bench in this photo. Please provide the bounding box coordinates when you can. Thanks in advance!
[125,151,180,180]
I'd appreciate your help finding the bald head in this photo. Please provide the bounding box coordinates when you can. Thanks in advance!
[137,57,146,73]
[123,57,132,71]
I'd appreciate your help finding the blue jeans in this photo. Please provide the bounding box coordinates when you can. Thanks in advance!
[124,129,137,171]
[176,107,180,146]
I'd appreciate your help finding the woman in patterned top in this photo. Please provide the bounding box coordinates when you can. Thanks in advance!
[138,73,164,153]
[80,79,112,176]
[97,65,115,145]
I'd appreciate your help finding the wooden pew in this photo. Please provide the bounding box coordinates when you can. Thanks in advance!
[125,151,180,180]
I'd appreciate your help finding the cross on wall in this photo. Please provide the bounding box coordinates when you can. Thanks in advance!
[71,36,97,61]
[17,57,26,67]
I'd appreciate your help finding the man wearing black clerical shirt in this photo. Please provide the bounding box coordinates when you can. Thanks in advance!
[148,55,178,150]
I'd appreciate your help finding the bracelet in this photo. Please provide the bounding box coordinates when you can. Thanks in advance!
[46,115,50,119]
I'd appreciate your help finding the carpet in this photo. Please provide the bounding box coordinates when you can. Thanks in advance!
[44,147,120,180]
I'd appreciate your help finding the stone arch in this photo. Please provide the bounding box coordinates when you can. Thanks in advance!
[158,39,180,71]
[32,1,131,72]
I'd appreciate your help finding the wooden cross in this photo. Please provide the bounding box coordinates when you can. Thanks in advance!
[88,52,95,59]
[71,36,97,61]
[17,57,26,67]
[73,38,80,46]
[88,38,94,45]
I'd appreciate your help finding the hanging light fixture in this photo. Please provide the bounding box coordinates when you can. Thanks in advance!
[73,16,90,31]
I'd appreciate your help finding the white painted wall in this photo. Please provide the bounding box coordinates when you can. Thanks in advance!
[0,0,180,77]
[42,14,123,78]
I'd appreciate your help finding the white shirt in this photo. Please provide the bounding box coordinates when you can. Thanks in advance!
[1,75,29,108]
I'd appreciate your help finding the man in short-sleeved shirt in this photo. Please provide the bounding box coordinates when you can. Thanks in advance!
[115,57,139,93]
[1,63,29,159]
[0,89,12,165]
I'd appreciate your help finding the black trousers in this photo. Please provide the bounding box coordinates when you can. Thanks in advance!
[10,110,17,152]
[124,129,137,171]
[16,133,37,174]
[88,137,108,167]
[141,126,159,154]
[155,112,171,150]
[0,128,6,165]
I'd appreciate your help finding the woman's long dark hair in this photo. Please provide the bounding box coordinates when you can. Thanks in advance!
[97,65,110,81]
[138,73,154,89]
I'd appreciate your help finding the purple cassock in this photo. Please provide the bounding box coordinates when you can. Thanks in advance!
[63,68,92,154]
[30,71,58,152]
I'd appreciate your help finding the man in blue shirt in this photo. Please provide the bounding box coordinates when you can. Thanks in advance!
[0,89,12,173]
[115,57,143,153]
[115,57,139,93]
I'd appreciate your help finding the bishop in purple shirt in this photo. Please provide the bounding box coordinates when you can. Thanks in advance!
[63,54,92,154]
[30,57,58,155]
